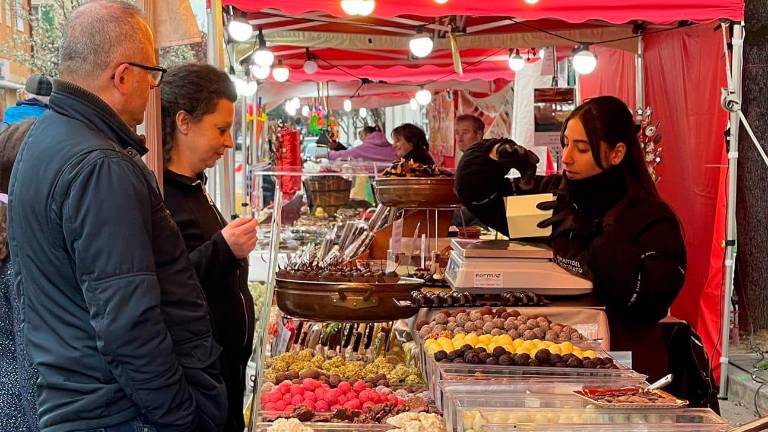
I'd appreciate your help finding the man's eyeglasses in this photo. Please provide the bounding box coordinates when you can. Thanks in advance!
[113,62,168,86]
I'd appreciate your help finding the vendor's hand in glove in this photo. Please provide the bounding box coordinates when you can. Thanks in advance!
[484,138,540,184]
[536,197,601,240]
[222,216,259,258]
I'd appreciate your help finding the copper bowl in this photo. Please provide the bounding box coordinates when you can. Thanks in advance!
[373,177,460,208]
[275,277,423,322]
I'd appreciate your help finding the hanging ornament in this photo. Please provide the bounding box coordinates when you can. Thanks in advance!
[638,107,663,183]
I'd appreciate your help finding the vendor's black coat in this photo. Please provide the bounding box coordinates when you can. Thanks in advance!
[164,170,255,432]
[455,143,687,326]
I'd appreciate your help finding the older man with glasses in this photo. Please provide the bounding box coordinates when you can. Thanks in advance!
[7,1,226,431]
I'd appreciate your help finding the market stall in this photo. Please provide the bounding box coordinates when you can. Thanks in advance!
[207,0,747,430]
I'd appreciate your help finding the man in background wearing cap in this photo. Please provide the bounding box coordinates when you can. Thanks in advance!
[1,75,52,130]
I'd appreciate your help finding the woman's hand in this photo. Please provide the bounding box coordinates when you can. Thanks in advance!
[221,217,259,258]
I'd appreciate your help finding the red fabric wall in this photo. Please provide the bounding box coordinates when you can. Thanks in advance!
[578,24,729,379]
[578,45,637,109]
[645,24,728,380]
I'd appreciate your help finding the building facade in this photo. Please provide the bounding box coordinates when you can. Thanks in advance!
[0,0,32,118]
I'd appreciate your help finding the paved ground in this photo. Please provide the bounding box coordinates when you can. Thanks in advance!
[721,397,761,426]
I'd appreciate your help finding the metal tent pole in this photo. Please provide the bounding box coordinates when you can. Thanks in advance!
[719,22,744,399]
[635,34,645,113]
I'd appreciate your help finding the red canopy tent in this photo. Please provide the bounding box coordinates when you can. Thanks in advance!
[220,0,745,396]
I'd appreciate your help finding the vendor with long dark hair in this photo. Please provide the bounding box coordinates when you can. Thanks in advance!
[455,96,687,379]
[392,123,435,165]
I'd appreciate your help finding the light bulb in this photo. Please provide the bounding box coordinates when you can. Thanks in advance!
[251,64,271,80]
[272,62,290,82]
[538,47,547,59]
[252,48,274,67]
[290,97,300,109]
[359,107,368,118]
[415,89,432,105]
[524,0,539,3]
[409,98,419,110]
[356,0,375,15]
[340,0,375,16]
[343,99,352,112]
[286,103,298,116]
[227,19,253,42]
[301,105,310,117]
[573,48,597,75]
[435,0,448,3]
[303,59,318,74]
[409,34,434,58]
[508,50,525,72]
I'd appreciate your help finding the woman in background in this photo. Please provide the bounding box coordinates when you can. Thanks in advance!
[161,63,257,432]
[328,125,397,163]
[391,123,435,165]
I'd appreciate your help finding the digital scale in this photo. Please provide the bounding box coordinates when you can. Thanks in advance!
[445,239,593,295]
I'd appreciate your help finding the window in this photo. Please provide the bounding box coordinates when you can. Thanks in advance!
[30,4,38,18]
[15,0,24,32]
[5,1,11,27]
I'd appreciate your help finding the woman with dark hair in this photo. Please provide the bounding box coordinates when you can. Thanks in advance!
[161,63,257,432]
[455,96,686,379]
[0,120,38,432]
[391,123,435,165]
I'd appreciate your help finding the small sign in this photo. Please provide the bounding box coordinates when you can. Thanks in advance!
[533,88,576,147]
[473,272,504,288]
[271,321,291,356]
[0,59,10,81]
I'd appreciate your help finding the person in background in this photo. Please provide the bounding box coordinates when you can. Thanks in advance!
[328,125,397,163]
[0,120,38,432]
[161,63,257,432]
[1,75,52,130]
[452,114,487,227]
[454,114,485,153]
[391,123,435,165]
[7,1,226,430]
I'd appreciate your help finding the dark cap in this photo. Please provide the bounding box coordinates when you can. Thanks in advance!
[24,74,52,97]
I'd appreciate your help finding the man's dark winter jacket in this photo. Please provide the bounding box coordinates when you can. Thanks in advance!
[163,169,255,432]
[7,80,227,432]
[455,142,686,325]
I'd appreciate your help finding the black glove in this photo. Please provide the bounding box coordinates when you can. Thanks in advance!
[495,139,540,184]
[536,196,602,240]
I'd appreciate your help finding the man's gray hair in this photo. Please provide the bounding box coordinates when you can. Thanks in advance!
[59,1,151,81]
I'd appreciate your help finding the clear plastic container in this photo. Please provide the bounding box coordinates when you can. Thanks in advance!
[456,407,727,432]
[425,353,646,410]
[443,390,588,432]
[436,373,648,417]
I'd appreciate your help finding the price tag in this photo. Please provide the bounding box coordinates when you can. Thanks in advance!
[473,272,504,288]
[271,321,291,356]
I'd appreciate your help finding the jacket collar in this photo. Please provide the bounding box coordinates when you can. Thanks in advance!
[49,79,148,156]
[164,169,207,189]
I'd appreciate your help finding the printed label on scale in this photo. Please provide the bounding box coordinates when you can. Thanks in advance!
[473,272,504,288]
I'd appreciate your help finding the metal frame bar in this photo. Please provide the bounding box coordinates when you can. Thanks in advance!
[635,33,645,113]
[719,21,745,399]
[376,15,451,33]
[260,8,417,35]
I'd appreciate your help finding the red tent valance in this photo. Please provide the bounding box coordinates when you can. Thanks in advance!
[223,0,743,24]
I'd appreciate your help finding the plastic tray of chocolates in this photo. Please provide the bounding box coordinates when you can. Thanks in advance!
[276,265,401,284]
[402,291,549,308]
